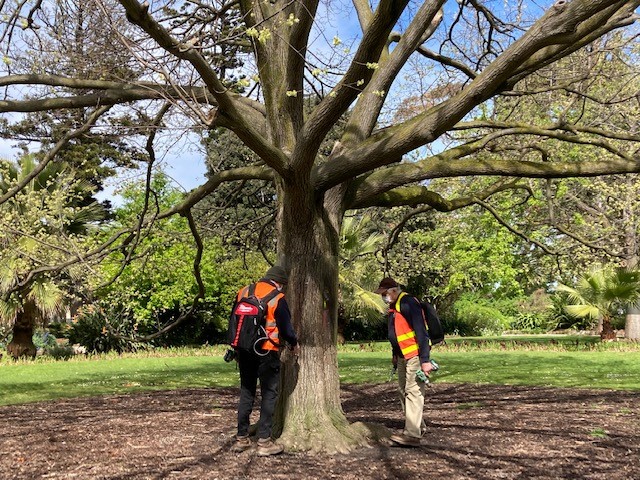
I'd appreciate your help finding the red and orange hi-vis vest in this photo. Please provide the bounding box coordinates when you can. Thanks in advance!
[235,281,284,351]
[391,292,424,359]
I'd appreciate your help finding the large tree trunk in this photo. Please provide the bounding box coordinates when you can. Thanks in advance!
[625,306,640,340]
[273,184,380,453]
[623,251,640,340]
[7,298,38,359]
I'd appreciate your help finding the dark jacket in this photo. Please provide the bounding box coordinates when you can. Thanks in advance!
[388,293,430,363]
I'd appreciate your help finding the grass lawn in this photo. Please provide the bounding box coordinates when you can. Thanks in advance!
[338,350,640,390]
[1,338,640,406]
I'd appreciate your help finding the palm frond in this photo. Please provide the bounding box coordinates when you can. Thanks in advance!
[556,265,640,325]
[555,284,585,305]
[0,261,19,293]
[28,281,65,319]
[0,298,19,323]
[347,284,387,324]
[565,304,600,319]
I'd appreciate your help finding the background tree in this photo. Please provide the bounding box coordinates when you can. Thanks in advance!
[198,128,278,258]
[94,172,266,347]
[0,155,106,358]
[2,0,640,451]
[0,0,145,196]
[557,266,640,340]
[397,32,640,337]
[337,214,386,342]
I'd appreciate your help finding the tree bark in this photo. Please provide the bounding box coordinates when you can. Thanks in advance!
[7,298,38,359]
[272,183,380,453]
[622,196,639,340]
[600,315,616,341]
[625,307,640,340]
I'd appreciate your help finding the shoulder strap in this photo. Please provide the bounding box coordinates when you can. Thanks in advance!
[395,293,428,329]
[261,286,281,307]
[248,282,281,308]
[394,292,407,312]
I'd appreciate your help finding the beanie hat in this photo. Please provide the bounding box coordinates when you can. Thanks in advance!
[264,265,289,285]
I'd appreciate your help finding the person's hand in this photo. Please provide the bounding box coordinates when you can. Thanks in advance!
[291,343,301,357]
[392,354,398,368]
[421,361,434,376]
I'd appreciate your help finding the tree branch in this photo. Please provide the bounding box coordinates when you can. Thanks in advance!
[297,0,411,166]
[342,1,445,145]
[159,164,274,219]
[0,73,267,116]
[351,178,530,209]
[340,119,640,206]
[117,0,289,175]
[0,106,111,205]
[314,0,640,191]
[473,197,557,255]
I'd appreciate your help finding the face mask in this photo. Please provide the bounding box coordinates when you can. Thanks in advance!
[383,295,392,305]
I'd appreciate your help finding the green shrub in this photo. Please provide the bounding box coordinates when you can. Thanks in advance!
[509,312,557,333]
[68,306,146,354]
[45,344,75,360]
[0,324,10,350]
[451,294,511,336]
[549,293,592,330]
[47,321,72,339]
[33,330,58,351]
[149,306,228,347]
[343,318,387,342]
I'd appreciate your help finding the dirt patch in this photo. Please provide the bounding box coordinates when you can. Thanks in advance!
[1,383,639,479]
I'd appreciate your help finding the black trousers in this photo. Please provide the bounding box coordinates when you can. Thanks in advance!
[237,349,280,440]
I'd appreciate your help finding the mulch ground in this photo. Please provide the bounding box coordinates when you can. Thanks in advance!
[1,382,639,480]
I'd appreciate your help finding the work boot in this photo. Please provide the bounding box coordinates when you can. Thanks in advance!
[231,435,252,452]
[390,433,421,447]
[256,438,284,456]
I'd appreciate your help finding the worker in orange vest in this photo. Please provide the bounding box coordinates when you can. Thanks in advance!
[231,265,299,456]
[375,277,435,447]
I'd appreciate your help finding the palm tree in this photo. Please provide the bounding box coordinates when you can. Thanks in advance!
[337,215,386,343]
[0,155,105,358]
[556,266,640,340]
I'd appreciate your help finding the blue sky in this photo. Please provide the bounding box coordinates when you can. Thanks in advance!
[0,129,208,205]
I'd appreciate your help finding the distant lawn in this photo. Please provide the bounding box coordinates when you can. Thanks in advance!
[0,353,237,406]
[341,334,605,351]
[338,351,640,390]
[1,339,639,406]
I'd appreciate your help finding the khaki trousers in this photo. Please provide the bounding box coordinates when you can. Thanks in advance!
[397,356,427,438]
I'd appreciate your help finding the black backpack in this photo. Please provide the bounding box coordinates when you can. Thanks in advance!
[421,301,445,345]
[228,283,281,353]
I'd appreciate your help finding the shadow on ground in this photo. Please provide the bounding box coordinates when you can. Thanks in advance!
[1,383,638,479]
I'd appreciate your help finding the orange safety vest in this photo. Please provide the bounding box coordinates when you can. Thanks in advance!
[236,281,284,351]
[391,292,424,359]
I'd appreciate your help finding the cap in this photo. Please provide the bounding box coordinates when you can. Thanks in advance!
[374,277,399,294]
[264,265,289,285]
